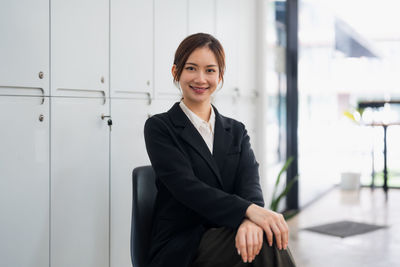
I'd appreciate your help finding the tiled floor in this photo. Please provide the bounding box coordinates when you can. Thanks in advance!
[287,187,400,267]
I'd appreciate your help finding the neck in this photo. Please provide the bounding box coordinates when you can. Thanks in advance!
[182,99,212,121]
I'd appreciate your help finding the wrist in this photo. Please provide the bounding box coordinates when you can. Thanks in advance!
[245,203,255,218]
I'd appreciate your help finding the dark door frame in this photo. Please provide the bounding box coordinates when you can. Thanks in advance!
[285,0,299,210]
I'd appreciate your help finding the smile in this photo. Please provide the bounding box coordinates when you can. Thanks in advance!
[190,85,209,90]
[189,85,209,94]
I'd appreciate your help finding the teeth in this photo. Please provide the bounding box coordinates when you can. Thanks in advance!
[191,86,207,90]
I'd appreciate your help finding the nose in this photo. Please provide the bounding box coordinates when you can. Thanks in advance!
[194,71,207,84]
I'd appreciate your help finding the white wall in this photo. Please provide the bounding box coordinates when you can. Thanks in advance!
[0,0,266,266]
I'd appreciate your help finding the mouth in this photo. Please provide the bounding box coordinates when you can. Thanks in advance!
[190,85,209,94]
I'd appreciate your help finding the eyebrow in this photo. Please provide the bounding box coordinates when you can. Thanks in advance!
[185,62,218,67]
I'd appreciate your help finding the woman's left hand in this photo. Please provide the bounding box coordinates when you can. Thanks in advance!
[235,218,264,263]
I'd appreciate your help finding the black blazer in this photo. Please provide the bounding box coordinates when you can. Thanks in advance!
[144,102,264,267]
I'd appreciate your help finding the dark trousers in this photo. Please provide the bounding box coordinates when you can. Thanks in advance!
[190,227,296,267]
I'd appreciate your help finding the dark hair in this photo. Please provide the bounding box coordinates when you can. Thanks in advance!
[173,33,225,85]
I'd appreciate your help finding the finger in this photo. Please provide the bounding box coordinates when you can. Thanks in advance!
[252,231,260,260]
[284,220,290,249]
[235,233,243,257]
[277,214,289,249]
[279,221,289,250]
[271,223,282,250]
[247,231,254,262]
[263,225,274,247]
[238,231,248,262]
[235,235,240,255]
[257,231,263,253]
[277,222,287,250]
[253,231,259,257]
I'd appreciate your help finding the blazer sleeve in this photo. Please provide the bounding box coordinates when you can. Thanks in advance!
[144,116,252,229]
[233,124,265,208]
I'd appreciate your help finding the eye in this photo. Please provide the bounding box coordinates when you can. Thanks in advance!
[185,66,195,71]
[206,69,216,73]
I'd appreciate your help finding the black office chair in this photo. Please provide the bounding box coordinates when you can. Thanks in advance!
[131,166,157,267]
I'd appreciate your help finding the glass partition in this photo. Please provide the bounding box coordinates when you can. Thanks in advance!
[298,0,400,205]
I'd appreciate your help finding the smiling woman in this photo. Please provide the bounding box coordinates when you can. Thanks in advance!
[171,33,225,121]
[144,33,296,267]
[172,47,221,117]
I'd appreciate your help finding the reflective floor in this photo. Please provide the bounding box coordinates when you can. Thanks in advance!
[287,187,400,267]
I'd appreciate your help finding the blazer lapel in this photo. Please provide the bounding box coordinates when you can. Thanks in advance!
[168,102,229,189]
[212,105,233,178]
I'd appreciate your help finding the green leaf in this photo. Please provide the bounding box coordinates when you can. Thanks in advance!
[343,111,356,121]
[270,176,298,211]
[271,157,294,202]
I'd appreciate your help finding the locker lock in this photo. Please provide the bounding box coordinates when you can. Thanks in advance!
[39,72,44,79]
[101,114,113,130]
[39,114,44,122]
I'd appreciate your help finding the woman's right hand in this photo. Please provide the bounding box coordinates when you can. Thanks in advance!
[245,204,289,250]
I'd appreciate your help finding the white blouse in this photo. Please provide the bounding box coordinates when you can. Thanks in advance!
[179,101,215,154]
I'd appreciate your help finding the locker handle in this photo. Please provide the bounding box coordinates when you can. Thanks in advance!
[0,86,45,102]
[40,88,45,104]
[56,88,107,104]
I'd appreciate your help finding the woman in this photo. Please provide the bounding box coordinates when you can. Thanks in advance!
[144,33,296,267]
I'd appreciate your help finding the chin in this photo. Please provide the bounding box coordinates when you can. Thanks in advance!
[186,96,211,104]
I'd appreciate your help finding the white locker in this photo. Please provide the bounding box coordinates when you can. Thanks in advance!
[0,1,260,266]
[51,97,110,267]
[51,0,109,98]
[110,0,153,99]
[216,0,240,96]
[0,0,49,96]
[238,0,257,97]
[154,0,188,97]
[150,98,181,116]
[110,99,150,267]
[188,0,216,35]
[0,96,49,267]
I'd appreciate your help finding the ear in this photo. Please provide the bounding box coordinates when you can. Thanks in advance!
[171,65,177,81]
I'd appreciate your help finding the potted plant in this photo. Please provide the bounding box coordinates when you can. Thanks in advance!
[341,108,365,190]
[269,156,298,219]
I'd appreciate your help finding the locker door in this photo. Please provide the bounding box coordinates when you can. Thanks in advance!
[111,0,153,99]
[51,97,109,267]
[51,0,109,98]
[188,0,216,35]
[237,0,257,98]
[216,0,240,96]
[154,0,188,97]
[0,0,49,96]
[110,98,150,267]
[0,96,49,267]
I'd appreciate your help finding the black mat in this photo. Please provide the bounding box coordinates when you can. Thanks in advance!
[303,220,387,238]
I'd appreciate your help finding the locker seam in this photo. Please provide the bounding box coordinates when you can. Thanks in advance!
[187,0,189,34]
[48,0,52,266]
[214,0,217,35]
[108,0,112,266]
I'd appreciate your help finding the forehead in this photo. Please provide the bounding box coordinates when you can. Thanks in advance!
[186,47,218,66]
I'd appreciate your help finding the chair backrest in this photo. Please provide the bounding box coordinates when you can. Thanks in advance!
[131,166,157,267]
